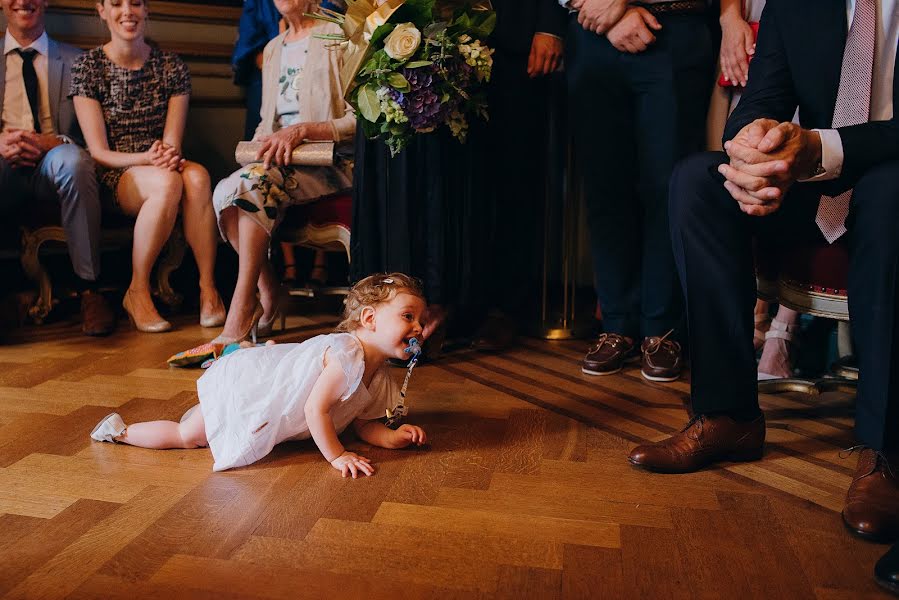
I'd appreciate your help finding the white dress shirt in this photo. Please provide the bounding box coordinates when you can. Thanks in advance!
[816,0,898,179]
[2,30,55,135]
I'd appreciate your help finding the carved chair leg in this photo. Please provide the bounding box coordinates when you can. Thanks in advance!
[20,226,67,324]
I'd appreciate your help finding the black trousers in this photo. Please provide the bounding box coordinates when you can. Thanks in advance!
[670,151,899,451]
[566,13,714,340]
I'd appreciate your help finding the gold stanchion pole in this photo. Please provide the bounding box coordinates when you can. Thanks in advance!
[537,73,590,340]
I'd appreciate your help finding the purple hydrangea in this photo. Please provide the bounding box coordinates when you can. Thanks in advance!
[391,65,443,131]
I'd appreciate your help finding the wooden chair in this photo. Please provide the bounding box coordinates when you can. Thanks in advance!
[18,198,185,324]
[278,193,351,299]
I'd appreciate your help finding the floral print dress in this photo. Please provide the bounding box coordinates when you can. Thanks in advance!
[212,35,352,240]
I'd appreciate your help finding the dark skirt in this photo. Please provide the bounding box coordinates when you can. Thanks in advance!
[350,124,486,309]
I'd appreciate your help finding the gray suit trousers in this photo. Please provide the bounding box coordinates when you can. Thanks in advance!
[0,144,101,281]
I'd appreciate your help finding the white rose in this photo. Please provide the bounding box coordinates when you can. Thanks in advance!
[384,23,421,61]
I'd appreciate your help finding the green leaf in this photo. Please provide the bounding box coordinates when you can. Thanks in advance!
[233,199,260,213]
[405,60,433,69]
[469,11,497,38]
[387,72,410,92]
[423,22,447,38]
[357,84,382,123]
[360,117,382,140]
[369,22,396,47]
[395,0,435,26]
[454,12,471,29]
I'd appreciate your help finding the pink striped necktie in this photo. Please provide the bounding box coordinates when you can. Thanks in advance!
[815,0,877,244]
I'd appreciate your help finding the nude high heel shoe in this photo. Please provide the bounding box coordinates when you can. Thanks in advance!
[211,303,264,346]
[257,286,287,338]
[122,289,171,333]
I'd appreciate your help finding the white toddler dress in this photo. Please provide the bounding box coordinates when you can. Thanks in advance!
[196,333,396,472]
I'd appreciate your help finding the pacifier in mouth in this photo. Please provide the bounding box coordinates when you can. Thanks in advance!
[404,337,422,357]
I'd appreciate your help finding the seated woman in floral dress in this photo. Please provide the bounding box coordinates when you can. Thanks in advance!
[211,0,355,344]
[71,0,225,333]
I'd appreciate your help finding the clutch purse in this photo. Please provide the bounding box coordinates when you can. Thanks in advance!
[234,141,336,166]
[717,21,760,88]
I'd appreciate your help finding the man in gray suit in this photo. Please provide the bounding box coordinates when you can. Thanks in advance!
[1,0,114,335]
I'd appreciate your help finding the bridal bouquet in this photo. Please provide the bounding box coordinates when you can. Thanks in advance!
[315,0,495,155]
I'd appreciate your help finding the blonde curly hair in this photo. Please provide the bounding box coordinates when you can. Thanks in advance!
[335,272,425,332]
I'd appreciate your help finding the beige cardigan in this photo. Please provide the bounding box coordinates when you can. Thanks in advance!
[254,21,356,143]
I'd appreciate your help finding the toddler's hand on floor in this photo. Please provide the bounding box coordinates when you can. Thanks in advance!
[393,424,427,448]
[330,451,374,478]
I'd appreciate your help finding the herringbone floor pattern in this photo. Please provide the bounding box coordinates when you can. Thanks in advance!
[0,310,890,598]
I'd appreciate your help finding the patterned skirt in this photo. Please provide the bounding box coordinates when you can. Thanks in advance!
[212,161,352,241]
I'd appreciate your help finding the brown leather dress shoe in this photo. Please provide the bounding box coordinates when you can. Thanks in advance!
[628,413,765,473]
[842,448,899,542]
[641,331,682,382]
[582,333,637,376]
[875,543,899,596]
[81,290,116,336]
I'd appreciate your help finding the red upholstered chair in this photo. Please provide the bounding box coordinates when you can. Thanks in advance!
[756,239,857,395]
[278,193,352,298]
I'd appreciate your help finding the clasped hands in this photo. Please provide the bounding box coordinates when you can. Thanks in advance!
[718,118,823,216]
[147,140,185,172]
[0,128,62,168]
[570,0,661,53]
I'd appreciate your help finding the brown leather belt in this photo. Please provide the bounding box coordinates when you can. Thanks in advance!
[634,1,707,15]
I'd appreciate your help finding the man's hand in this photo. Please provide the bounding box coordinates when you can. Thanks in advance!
[606,8,661,54]
[721,119,822,216]
[0,129,44,168]
[527,33,563,77]
[571,0,628,34]
[0,130,24,164]
[256,124,307,170]
[391,424,428,449]
[19,132,63,155]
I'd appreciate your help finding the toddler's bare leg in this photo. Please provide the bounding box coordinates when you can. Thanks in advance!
[116,409,208,449]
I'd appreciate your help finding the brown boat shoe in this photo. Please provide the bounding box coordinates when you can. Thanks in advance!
[582,333,638,376]
[641,330,683,382]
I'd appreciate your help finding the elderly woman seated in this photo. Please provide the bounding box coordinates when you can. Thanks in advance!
[212,0,355,343]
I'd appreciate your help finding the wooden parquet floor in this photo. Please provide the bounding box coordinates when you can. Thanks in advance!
[0,309,891,599]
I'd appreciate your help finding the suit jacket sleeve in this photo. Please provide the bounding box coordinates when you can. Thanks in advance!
[722,2,798,144]
[536,0,569,38]
[837,72,899,182]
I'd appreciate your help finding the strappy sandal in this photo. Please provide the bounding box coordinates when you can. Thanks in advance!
[757,318,799,380]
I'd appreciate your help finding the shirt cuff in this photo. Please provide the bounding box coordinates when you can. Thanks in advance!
[535,32,563,40]
[802,128,843,182]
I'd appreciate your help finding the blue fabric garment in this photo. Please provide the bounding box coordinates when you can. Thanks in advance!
[232,0,280,87]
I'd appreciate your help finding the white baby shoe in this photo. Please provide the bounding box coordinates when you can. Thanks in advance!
[90,413,127,443]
